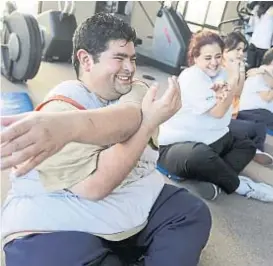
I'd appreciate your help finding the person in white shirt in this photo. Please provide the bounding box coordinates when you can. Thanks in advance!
[157,30,273,202]
[223,32,273,165]
[247,2,273,69]
[238,48,273,132]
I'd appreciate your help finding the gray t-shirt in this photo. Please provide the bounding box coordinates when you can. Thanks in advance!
[2,80,164,243]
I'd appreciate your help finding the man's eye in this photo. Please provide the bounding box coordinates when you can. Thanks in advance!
[114,57,123,61]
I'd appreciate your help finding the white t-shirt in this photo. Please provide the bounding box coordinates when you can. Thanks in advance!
[251,7,273,49]
[158,66,232,146]
[239,75,273,113]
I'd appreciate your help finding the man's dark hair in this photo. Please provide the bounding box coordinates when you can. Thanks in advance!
[262,48,273,65]
[72,13,137,78]
[223,31,248,52]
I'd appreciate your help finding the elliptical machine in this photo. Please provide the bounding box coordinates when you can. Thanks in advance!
[135,1,192,75]
[36,1,77,62]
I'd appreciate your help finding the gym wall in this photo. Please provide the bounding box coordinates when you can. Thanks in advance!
[39,1,243,37]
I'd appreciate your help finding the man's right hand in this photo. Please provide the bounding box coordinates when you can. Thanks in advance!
[141,76,181,131]
[1,112,74,175]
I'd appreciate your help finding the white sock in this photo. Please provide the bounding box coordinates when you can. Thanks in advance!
[235,176,253,196]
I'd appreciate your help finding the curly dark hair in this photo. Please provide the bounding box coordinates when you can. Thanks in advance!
[187,30,224,66]
[223,31,248,52]
[72,13,137,78]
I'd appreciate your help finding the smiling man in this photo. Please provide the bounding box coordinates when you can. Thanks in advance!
[1,13,211,266]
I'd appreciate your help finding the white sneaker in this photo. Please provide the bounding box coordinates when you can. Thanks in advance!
[253,149,273,166]
[239,176,273,202]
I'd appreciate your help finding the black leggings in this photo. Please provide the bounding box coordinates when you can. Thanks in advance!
[158,132,256,194]
[229,118,266,151]
[237,109,273,131]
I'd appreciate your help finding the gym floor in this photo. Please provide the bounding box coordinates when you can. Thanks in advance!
[1,62,273,266]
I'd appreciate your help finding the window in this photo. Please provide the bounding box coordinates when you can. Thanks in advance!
[206,1,227,27]
[185,1,209,25]
[174,1,227,33]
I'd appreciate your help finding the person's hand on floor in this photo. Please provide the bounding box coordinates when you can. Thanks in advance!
[1,112,75,175]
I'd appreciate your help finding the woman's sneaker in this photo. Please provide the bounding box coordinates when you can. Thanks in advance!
[253,149,273,166]
[239,176,273,202]
[195,182,221,200]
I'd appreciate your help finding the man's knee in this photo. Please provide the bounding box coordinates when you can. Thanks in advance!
[174,189,212,234]
[177,191,212,247]
[192,197,212,236]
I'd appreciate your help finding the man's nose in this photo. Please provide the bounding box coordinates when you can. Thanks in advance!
[123,59,135,73]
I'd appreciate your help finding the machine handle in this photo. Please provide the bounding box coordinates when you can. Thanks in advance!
[58,1,75,21]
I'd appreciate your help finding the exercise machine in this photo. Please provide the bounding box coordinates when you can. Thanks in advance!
[135,1,192,75]
[1,2,43,82]
[218,1,255,42]
[1,1,77,83]
[37,1,77,62]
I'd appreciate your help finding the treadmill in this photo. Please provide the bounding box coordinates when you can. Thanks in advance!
[135,2,192,75]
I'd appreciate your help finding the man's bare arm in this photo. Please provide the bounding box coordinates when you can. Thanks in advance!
[71,103,142,145]
[0,103,141,174]
[71,122,152,200]
[71,77,181,200]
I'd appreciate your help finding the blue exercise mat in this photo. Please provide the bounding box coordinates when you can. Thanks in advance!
[267,129,273,136]
[1,92,34,116]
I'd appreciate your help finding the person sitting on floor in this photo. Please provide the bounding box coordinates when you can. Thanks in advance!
[223,31,273,166]
[247,1,273,69]
[238,48,273,133]
[1,14,211,266]
[157,30,273,202]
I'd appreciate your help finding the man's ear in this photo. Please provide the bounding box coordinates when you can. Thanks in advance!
[76,49,93,72]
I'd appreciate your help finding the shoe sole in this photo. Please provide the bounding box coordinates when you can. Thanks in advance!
[195,182,219,200]
[253,153,273,166]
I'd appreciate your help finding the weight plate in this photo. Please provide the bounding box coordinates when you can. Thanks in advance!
[1,12,42,81]
[1,21,13,80]
[23,14,42,80]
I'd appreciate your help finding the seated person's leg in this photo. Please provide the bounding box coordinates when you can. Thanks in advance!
[4,231,124,266]
[158,141,240,195]
[228,119,249,140]
[237,109,273,131]
[134,185,211,266]
[229,119,272,165]
[220,132,256,173]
